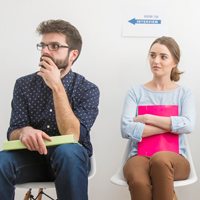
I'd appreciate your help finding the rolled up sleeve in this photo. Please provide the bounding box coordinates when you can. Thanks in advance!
[121,88,144,142]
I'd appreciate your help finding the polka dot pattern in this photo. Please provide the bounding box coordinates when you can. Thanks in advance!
[7,70,100,156]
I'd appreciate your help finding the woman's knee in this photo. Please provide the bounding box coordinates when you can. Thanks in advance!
[149,152,174,174]
[128,177,151,189]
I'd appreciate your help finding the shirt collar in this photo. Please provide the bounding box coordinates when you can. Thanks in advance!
[61,70,75,89]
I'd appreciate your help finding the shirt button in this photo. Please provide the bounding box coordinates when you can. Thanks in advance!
[47,125,50,128]
[49,109,53,112]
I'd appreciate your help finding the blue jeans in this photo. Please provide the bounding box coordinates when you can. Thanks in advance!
[0,143,90,200]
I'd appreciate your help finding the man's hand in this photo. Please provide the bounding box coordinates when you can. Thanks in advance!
[19,127,51,155]
[37,56,62,90]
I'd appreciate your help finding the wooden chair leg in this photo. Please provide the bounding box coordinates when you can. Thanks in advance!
[23,189,32,200]
[37,188,43,200]
[173,191,178,200]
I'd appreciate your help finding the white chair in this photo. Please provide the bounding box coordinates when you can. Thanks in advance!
[16,153,96,200]
[110,135,198,188]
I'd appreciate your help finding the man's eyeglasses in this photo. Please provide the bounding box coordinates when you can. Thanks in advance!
[37,42,69,51]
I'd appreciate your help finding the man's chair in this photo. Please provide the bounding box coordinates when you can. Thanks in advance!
[110,134,198,188]
[16,153,96,200]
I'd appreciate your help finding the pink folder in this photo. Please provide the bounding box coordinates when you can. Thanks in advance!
[137,105,179,157]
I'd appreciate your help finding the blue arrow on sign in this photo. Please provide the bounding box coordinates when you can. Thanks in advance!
[128,18,161,25]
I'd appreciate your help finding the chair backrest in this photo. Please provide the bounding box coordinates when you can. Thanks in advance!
[174,135,197,187]
[16,152,96,190]
[88,151,96,180]
[110,134,198,187]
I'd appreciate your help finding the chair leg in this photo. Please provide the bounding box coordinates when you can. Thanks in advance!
[37,188,43,200]
[23,187,55,200]
[23,189,32,200]
[173,191,178,200]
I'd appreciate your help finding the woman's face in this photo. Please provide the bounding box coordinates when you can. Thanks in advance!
[149,43,176,79]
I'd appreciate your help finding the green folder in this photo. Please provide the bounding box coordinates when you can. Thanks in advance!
[2,134,77,151]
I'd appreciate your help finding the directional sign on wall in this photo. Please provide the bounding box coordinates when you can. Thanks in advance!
[122,8,167,37]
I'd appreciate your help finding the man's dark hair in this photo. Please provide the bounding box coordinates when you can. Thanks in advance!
[36,19,82,63]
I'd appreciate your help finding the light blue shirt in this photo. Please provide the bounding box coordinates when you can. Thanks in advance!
[121,85,195,158]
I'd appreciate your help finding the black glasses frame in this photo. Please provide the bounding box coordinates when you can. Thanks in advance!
[37,42,69,51]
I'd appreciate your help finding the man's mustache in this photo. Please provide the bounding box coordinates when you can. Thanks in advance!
[40,55,55,63]
[39,55,68,70]
[39,55,55,68]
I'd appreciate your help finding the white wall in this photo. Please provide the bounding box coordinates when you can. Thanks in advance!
[0,0,199,199]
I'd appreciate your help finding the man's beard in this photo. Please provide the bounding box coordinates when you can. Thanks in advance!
[40,54,69,69]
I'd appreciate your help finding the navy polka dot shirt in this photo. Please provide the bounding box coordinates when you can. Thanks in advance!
[7,70,100,157]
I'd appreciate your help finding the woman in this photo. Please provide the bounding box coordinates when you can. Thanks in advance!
[121,36,195,200]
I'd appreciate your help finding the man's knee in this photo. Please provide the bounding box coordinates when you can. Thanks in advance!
[52,144,88,165]
[0,151,15,175]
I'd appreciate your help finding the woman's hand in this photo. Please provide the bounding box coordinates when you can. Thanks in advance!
[134,114,153,124]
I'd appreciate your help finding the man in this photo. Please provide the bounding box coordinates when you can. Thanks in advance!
[0,19,99,200]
